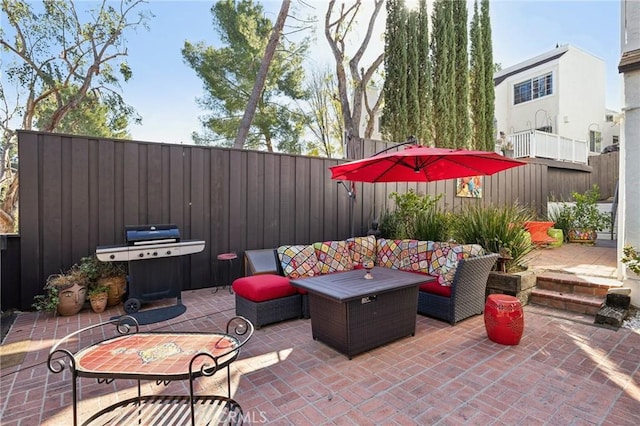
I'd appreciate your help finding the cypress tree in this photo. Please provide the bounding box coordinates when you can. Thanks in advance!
[481,0,495,151]
[452,0,470,149]
[417,0,431,146]
[382,0,408,142]
[431,0,455,148]
[469,0,486,151]
[406,10,420,141]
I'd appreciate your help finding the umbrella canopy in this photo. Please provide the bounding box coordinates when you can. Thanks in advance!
[329,145,526,183]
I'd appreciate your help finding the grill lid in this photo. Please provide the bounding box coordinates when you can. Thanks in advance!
[125,224,180,245]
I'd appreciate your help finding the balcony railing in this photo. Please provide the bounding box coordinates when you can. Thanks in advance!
[509,130,589,164]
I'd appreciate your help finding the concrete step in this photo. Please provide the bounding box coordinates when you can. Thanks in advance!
[530,271,623,316]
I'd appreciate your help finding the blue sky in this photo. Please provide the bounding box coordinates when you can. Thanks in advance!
[3,1,623,144]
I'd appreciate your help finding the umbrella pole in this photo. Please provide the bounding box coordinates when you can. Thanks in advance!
[338,181,356,237]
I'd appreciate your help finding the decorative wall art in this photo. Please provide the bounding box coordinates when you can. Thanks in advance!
[456,176,483,198]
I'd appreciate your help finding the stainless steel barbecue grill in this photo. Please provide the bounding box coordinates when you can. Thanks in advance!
[96,224,205,314]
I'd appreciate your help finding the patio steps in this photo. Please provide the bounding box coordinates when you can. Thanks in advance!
[530,271,624,316]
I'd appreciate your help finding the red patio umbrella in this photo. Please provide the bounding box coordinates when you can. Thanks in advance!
[329,145,526,183]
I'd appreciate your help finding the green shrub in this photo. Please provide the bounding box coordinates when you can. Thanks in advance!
[452,203,535,271]
[622,245,640,275]
[414,209,451,242]
[378,209,400,239]
[378,190,444,240]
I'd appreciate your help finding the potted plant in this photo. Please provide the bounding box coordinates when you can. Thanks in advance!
[87,284,110,313]
[78,255,127,306]
[563,185,611,244]
[32,271,87,316]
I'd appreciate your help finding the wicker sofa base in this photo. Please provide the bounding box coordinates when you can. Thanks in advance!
[235,293,302,329]
[417,253,499,325]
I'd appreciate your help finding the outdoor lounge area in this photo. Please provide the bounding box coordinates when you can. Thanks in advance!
[1,244,639,425]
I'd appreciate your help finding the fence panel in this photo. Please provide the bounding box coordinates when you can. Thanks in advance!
[13,131,617,310]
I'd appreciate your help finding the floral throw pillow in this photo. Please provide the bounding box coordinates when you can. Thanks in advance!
[402,239,430,273]
[276,245,321,279]
[428,243,485,286]
[428,241,457,286]
[314,241,354,274]
[376,238,404,269]
[347,235,377,266]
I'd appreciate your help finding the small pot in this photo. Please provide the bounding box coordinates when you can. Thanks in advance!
[89,292,108,313]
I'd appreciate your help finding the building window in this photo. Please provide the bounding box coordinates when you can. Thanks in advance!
[605,114,614,122]
[612,135,619,144]
[589,130,602,153]
[514,72,553,105]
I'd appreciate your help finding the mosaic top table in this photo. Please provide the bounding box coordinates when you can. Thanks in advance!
[47,316,253,426]
[290,267,434,358]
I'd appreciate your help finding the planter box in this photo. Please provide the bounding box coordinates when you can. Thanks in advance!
[486,270,537,306]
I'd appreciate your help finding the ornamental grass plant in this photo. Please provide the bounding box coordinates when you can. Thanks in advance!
[451,203,535,272]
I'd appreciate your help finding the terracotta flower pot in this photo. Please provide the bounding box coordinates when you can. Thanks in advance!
[56,282,87,316]
[89,292,108,313]
[98,276,126,306]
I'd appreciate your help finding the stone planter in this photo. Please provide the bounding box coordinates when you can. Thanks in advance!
[486,270,537,306]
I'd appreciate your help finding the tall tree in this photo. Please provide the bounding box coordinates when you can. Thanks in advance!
[480,0,495,151]
[234,0,290,149]
[406,10,420,142]
[304,68,344,158]
[469,0,486,151]
[452,0,470,148]
[381,0,407,142]
[182,0,309,152]
[416,0,432,146]
[325,0,384,157]
[34,85,133,139]
[0,0,150,232]
[430,0,455,148]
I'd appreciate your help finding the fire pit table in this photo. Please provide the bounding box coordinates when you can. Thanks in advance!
[290,267,434,359]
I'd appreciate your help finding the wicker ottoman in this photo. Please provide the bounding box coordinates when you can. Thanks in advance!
[484,294,524,345]
[232,274,302,328]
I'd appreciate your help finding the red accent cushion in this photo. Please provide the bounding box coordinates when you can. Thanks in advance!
[419,278,452,298]
[232,274,297,302]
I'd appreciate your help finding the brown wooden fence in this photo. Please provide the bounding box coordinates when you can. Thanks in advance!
[9,131,616,310]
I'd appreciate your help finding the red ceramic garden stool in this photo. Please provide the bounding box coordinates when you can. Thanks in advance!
[484,294,524,345]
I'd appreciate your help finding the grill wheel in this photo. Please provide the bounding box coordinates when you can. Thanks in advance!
[124,298,141,314]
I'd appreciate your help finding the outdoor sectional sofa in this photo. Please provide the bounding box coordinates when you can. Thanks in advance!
[232,236,498,328]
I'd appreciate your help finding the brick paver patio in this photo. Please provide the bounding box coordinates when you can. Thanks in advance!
[1,243,639,425]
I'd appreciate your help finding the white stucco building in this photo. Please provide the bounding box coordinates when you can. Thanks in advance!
[494,44,619,156]
[619,0,640,306]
